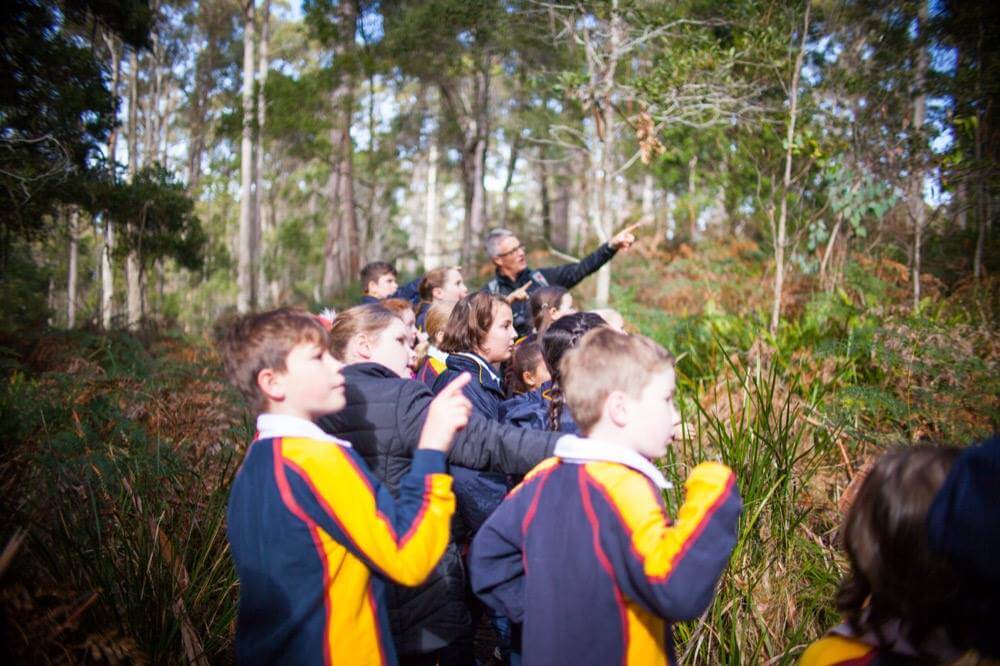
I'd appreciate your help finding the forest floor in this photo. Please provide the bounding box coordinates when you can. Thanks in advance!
[1,238,997,663]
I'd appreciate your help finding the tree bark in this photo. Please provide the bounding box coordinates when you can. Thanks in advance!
[500,133,520,229]
[909,0,928,310]
[67,207,79,328]
[771,0,810,335]
[237,0,256,313]
[126,47,143,329]
[322,0,358,299]
[255,0,271,307]
[423,133,440,271]
[101,31,120,329]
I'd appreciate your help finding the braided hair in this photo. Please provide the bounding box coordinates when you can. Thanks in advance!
[541,312,608,431]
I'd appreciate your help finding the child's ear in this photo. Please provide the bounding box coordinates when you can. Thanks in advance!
[434,331,445,346]
[432,286,444,301]
[366,280,377,294]
[257,367,286,402]
[606,390,629,427]
[356,333,374,359]
[521,370,536,389]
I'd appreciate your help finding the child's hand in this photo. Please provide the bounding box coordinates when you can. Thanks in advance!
[419,373,473,452]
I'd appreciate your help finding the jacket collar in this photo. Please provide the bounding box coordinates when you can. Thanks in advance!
[344,361,398,379]
[256,413,352,448]
[427,346,448,365]
[494,266,533,288]
[554,435,672,489]
[448,352,503,392]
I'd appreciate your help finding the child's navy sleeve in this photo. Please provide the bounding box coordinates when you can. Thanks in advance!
[468,460,559,621]
[586,462,742,621]
[275,437,455,586]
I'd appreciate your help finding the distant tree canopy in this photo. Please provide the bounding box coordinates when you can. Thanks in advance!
[0,0,203,274]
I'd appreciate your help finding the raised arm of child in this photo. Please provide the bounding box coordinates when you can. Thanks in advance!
[595,461,742,620]
[275,373,472,587]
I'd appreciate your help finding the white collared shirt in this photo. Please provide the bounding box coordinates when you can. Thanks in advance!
[428,345,449,365]
[255,413,352,448]
[553,434,672,489]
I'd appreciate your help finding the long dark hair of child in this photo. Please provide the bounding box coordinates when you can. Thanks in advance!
[438,291,507,355]
[541,312,607,431]
[530,285,568,336]
[504,341,544,398]
[836,444,962,652]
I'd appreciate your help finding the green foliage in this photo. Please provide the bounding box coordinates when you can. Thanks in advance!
[0,0,152,243]
[0,329,246,662]
[99,164,207,271]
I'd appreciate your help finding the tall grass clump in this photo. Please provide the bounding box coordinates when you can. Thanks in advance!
[660,345,842,664]
[0,328,248,663]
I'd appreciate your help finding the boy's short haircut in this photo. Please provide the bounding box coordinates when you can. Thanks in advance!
[439,291,508,354]
[560,328,674,435]
[216,307,329,412]
[360,261,396,290]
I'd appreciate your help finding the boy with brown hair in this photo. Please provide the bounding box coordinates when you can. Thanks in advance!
[469,328,742,665]
[218,307,472,665]
[361,261,399,304]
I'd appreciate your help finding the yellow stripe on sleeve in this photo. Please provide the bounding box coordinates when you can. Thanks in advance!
[585,461,735,581]
[280,437,455,587]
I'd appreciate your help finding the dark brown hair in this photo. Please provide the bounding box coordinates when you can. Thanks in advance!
[327,303,401,361]
[418,266,461,302]
[530,285,569,335]
[360,261,396,290]
[504,341,544,397]
[541,312,607,430]
[439,291,509,354]
[215,307,329,412]
[836,445,962,650]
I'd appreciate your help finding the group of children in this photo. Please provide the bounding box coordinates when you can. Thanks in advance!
[218,256,997,665]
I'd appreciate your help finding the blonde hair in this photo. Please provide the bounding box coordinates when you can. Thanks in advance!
[327,304,401,361]
[560,328,675,435]
[425,300,456,343]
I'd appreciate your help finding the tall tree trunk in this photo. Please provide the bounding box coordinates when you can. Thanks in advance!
[973,25,988,280]
[126,47,143,329]
[500,133,520,229]
[909,0,928,310]
[237,0,257,313]
[687,154,698,242]
[771,0,810,335]
[101,31,120,329]
[255,0,271,307]
[322,0,358,298]
[539,154,552,244]
[423,133,439,271]
[67,207,79,328]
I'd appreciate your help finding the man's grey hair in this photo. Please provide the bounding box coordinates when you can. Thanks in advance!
[485,228,516,258]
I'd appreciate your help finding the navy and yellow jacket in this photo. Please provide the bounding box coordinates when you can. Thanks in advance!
[469,436,741,666]
[227,414,455,665]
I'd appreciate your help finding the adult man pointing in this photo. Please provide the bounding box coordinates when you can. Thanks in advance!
[483,226,638,338]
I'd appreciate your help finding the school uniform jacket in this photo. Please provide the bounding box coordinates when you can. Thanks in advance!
[316,362,561,654]
[500,381,581,435]
[432,352,510,540]
[485,242,618,337]
[227,414,455,666]
[469,436,742,666]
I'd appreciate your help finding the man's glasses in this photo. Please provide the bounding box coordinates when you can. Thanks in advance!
[496,243,525,258]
